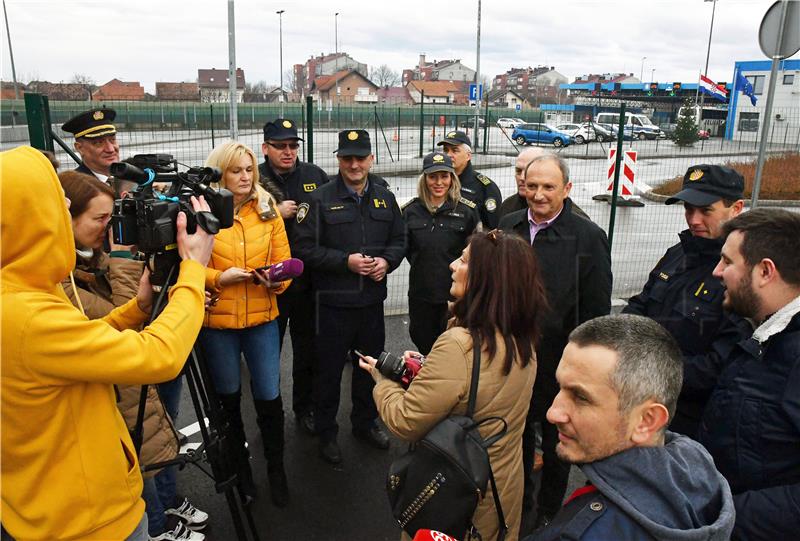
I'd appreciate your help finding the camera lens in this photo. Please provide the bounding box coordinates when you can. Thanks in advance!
[374,351,406,383]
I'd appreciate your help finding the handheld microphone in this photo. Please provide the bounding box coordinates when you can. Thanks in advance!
[412,530,459,541]
[253,258,304,283]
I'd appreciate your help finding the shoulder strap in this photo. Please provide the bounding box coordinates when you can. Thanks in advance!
[466,334,481,418]
[488,467,508,541]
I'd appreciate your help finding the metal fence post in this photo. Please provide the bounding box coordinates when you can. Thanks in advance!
[418,91,425,158]
[482,99,489,154]
[306,95,314,164]
[397,106,401,157]
[607,102,626,254]
[210,103,216,148]
[24,92,54,151]
[301,101,306,162]
[374,105,379,164]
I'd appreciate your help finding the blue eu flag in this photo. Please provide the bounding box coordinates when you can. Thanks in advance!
[736,71,758,106]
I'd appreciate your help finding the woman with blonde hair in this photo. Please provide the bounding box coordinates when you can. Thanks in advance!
[401,151,478,354]
[200,141,292,507]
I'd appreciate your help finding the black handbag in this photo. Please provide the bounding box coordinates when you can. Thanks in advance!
[386,335,509,541]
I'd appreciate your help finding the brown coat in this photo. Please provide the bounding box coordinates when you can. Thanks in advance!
[374,326,536,541]
[62,252,179,477]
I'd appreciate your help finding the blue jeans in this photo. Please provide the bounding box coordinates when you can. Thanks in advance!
[124,512,149,541]
[199,321,281,400]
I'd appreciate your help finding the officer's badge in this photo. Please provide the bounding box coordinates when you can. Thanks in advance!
[658,272,670,282]
[447,131,457,138]
[296,203,309,223]
[485,198,497,212]
[460,197,476,209]
[303,183,317,192]
[93,110,104,120]
[478,174,491,186]
[282,120,292,128]
[689,169,704,181]
[433,154,445,162]
[373,198,387,209]
[348,131,359,141]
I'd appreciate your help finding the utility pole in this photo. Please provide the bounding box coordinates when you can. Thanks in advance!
[335,12,340,103]
[227,0,238,139]
[640,56,646,82]
[277,9,285,116]
[3,0,19,99]
[473,0,482,140]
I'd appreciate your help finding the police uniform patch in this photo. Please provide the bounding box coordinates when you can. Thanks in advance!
[328,204,345,211]
[658,272,670,281]
[296,203,309,223]
[433,154,445,162]
[348,131,359,141]
[303,183,317,192]
[461,186,476,195]
[282,120,293,128]
[460,197,477,209]
[689,169,704,181]
[477,173,492,186]
[373,198,388,208]
[447,131,457,138]
[93,110,104,121]
[485,198,497,212]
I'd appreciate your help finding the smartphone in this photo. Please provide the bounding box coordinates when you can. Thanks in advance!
[353,349,366,359]
[253,265,270,273]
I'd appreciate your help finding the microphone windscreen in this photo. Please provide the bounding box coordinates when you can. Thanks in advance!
[267,258,304,282]
[412,530,459,541]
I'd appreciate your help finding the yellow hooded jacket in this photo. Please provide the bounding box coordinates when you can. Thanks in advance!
[0,147,206,540]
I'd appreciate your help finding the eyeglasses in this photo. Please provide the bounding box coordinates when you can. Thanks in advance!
[266,142,300,151]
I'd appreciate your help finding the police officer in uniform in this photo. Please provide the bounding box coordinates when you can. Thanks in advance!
[293,129,405,465]
[623,164,744,437]
[402,151,478,355]
[437,130,502,229]
[61,108,119,183]
[258,118,329,434]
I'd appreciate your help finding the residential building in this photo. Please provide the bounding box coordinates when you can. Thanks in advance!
[155,82,200,101]
[725,59,799,141]
[197,68,246,103]
[402,54,476,84]
[293,52,368,96]
[25,81,91,101]
[405,80,463,105]
[486,88,531,110]
[0,81,27,100]
[310,70,378,105]
[376,86,412,105]
[92,79,145,101]
[492,66,569,106]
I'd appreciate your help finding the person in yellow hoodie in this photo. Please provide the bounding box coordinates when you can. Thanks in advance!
[0,146,214,541]
[200,140,292,508]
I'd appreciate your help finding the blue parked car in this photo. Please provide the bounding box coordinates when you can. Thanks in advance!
[511,123,572,147]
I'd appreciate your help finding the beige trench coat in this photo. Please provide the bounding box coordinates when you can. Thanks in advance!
[374,326,536,541]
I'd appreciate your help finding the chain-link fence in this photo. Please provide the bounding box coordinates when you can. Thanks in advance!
[3,96,798,313]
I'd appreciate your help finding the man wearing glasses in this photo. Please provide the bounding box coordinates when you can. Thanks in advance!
[259,118,329,435]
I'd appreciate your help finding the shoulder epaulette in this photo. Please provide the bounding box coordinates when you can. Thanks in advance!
[459,197,477,209]
[401,197,419,210]
[476,173,492,186]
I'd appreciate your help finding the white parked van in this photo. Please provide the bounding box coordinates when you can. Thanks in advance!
[595,112,663,140]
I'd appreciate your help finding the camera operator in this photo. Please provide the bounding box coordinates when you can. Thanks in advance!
[0,146,214,541]
[58,171,208,540]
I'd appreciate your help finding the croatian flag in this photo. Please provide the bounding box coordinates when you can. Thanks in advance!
[698,74,728,102]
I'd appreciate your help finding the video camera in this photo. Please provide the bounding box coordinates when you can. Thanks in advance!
[110,154,234,286]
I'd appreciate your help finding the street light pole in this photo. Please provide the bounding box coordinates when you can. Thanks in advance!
[698,0,718,107]
[640,56,647,82]
[277,9,285,115]
[474,0,482,141]
[651,68,656,82]
[334,12,340,103]
[2,0,19,100]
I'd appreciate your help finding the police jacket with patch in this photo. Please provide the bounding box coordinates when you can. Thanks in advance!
[292,175,405,308]
[528,433,735,541]
[402,197,479,304]
[499,198,612,379]
[697,301,800,541]
[458,161,502,229]
[623,230,730,435]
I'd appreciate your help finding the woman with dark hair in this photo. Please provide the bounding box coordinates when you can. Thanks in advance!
[402,150,478,355]
[360,230,546,541]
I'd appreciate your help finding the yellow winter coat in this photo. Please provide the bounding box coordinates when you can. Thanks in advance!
[204,187,291,329]
[0,146,207,541]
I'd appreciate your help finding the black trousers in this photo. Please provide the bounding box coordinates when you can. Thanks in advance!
[523,374,571,517]
[408,297,449,356]
[277,289,317,418]
[313,302,385,442]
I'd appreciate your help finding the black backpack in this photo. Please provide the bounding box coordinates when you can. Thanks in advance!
[386,335,509,540]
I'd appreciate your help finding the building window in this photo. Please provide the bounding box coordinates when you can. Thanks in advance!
[739,111,760,132]
[745,75,765,95]
[783,74,795,85]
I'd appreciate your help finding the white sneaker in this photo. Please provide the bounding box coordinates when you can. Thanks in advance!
[164,497,209,531]
[149,521,205,541]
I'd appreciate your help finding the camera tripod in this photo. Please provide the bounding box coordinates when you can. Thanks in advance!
[131,260,261,541]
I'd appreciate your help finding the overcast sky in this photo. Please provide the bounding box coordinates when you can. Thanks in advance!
[1,0,785,93]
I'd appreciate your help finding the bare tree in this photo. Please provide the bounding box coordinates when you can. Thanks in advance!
[369,64,400,87]
[70,73,96,101]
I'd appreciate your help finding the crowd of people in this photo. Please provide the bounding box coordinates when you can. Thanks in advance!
[1,106,798,541]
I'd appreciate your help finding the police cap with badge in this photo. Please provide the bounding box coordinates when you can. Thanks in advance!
[335,129,372,157]
[437,130,472,148]
[263,118,304,141]
[422,151,455,175]
[665,164,744,206]
[62,108,117,139]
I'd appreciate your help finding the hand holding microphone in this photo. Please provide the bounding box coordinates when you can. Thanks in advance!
[252,258,304,287]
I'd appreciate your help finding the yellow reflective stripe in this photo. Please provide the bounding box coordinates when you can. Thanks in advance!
[74,124,116,138]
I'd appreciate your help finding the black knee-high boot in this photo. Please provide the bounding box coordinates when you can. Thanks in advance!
[218,391,258,504]
[254,395,289,507]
